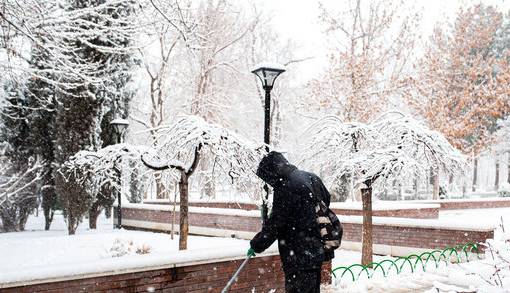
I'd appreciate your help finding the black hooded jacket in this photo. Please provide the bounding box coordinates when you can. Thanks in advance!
[250,152,333,273]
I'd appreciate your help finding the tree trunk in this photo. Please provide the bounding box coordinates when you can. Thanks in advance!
[472,157,478,192]
[44,209,54,231]
[88,202,101,229]
[171,184,178,240]
[0,212,18,232]
[42,178,57,231]
[508,152,510,184]
[68,216,77,235]
[495,155,500,191]
[155,173,166,199]
[178,173,189,250]
[18,207,30,231]
[413,177,418,199]
[361,185,373,266]
[432,172,439,200]
[42,188,56,230]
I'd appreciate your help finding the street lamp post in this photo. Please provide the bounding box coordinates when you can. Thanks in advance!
[251,62,286,221]
[110,118,129,229]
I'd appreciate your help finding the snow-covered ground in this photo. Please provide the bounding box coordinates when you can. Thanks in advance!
[326,235,510,293]
[0,213,255,285]
[327,207,510,292]
[2,207,510,291]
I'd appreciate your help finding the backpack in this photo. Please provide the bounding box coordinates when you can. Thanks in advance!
[305,178,343,254]
[315,198,342,253]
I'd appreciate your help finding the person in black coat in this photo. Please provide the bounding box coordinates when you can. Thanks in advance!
[247,151,333,293]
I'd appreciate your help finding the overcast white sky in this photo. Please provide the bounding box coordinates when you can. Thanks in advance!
[253,0,510,82]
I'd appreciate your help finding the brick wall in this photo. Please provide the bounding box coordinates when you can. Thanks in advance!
[330,207,439,219]
[417,198,510,210]
[119,207,494,251]
[123,208,261,232]
[341,222,493,249]
[0,255,331,293]
[142,201,440,219]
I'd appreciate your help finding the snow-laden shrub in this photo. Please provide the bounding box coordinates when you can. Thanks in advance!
[498,182,510,197]
[107,238,152,257]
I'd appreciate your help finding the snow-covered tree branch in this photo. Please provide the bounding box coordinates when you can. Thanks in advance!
[302,112,466,265]
[141,115,264,249]
[0,156,44,232]
[57,144,154,233]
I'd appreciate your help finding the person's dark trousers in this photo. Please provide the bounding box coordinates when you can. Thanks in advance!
[284,269,321,293]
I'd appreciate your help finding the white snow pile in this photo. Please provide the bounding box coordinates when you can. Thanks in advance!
[107,238,151,257]
[325,226,510,292]
[498,182,510,197]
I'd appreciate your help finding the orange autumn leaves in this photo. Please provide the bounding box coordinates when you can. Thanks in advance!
[408,4,510,155]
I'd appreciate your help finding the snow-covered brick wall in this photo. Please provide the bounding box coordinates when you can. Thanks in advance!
[1,254,300,292]
[119,206,496,253]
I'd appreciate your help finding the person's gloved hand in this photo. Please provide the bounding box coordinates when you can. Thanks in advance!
[247,247,256,257]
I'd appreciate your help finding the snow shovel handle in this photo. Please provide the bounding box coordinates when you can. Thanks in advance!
[221,255,252,293]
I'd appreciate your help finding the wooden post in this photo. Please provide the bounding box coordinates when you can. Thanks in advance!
[171,184,177,240]
[155,173,166,199]
[178,172,189,250]
[472,157,478,192]
[507,152,510,184]
[361,185,373,266]
[432,171,439,200]
[495,154,500,191]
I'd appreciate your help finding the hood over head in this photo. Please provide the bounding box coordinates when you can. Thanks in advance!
[256,151,297,187]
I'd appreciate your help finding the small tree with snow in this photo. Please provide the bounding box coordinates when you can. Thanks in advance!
[302,112,465,265]
[0,156,44,232]
[58,144,151,234]
[141,115,263,250]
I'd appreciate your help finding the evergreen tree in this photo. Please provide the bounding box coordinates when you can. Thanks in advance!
[53,0,137,234]
[25,46,59,231]
[92,0,137,229]
[0,81,38,232]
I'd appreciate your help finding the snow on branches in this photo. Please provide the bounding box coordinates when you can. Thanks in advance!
[0,156,44,231]
[58,143,153,202]
[302,112,466,189]
[143,115,264,193]
[303,112,466,265]
[1,0,140,103]
[140,115,263,250]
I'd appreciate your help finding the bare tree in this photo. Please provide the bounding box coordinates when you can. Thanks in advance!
[305,0,420,122]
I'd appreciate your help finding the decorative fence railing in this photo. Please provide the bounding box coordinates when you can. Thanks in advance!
[332,243,483,283]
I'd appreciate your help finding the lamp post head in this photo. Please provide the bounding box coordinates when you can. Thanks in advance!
[251,62,286,90]
[110,118,129,136]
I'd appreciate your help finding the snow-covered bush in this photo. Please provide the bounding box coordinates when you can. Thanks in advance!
[498,182,510,197]
[0,156,44,232]
[107,238,152,257]
[58,144,153,233]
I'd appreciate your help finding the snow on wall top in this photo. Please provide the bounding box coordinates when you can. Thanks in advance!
[122,203,495,231]
[413,197,510,203]
[0,243,278,288]
[142,199,439,210]
[122,202,261,218]
[329,201,440,211]
[339,215,496,231]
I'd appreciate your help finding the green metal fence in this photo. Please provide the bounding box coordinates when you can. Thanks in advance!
[332,243,483,283]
